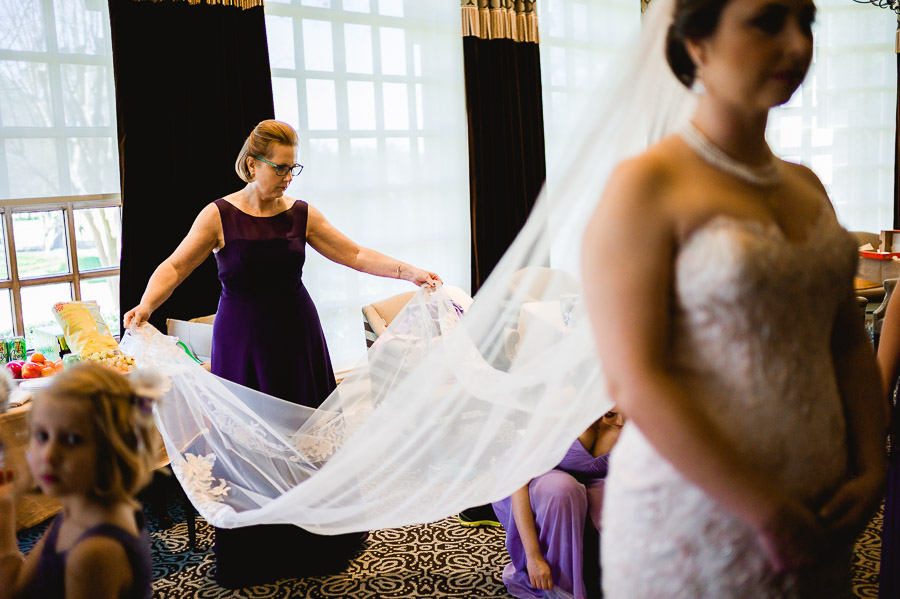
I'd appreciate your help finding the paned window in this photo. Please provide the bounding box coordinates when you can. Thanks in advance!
[764,0,895,232]
[264,0,470,370]
[0,0,120,353]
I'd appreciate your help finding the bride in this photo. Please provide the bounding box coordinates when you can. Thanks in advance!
[582,0,886,595]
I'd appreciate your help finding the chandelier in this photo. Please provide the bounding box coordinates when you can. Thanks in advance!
[852,0,900,17]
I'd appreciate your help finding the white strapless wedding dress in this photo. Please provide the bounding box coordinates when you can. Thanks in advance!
[601,206,858,598]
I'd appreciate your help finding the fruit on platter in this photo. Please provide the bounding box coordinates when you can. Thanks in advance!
[5,354,67,380]
[5,361,22,379]
[21,362,43,379]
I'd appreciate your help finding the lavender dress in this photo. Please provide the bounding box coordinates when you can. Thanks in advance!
[210,198,361,588]
[492,441,610,599]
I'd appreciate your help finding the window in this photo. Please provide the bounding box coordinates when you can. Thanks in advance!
[766,0,895,232]
[538,0,639,144]
[537,0,640,269]
[264,0,470,370]
[0,0,121,354]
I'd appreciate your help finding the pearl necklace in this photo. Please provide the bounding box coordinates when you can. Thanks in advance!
[678,122,782,187]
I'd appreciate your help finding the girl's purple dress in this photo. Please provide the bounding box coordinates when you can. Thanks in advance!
[209,198,361,588]
[492,440,609,599]
[20,511,152,599]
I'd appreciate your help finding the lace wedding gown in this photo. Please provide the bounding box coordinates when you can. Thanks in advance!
[602,205,858,598]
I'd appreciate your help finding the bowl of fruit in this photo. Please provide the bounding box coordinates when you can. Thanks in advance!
[6,353,64,382]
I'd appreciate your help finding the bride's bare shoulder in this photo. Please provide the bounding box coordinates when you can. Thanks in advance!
[603,135,689,207]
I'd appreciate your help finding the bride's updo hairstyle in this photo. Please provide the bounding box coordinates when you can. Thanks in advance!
[665,0,730,88]
[235,119,299,183]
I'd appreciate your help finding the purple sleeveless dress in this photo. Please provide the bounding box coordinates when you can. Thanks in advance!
[492,441,609,599]
[210,199,363,588]
[211,198,336,406]
[20,511,152,599]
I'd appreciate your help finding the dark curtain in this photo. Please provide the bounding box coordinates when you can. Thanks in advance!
[464,37,546,293]
[109,0,275,332]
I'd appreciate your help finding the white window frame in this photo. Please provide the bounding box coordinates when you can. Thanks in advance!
[0,192,120,337]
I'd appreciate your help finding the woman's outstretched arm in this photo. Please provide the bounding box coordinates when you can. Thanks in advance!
[305,205,441,287]
[123,203,222,328]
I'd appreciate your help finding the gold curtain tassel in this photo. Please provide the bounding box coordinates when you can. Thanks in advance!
[478,6,492,40]
[129,0,264,9]
[461,5,481,37]
[489,8,507,40]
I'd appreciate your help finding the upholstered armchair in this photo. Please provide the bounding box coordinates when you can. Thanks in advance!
[361,292,416,348]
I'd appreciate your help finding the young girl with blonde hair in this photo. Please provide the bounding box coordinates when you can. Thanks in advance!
[0,363,161,599]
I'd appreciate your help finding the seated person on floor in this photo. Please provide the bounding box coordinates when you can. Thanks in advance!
[492,408,625,599]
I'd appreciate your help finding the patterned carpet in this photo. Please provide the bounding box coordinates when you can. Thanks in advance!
[15,480,884,598]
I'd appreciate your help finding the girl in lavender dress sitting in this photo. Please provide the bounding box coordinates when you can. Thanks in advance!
[0,364,160,599]
[492,408,625,599]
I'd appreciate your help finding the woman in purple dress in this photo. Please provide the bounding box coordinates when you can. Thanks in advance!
[492,408,625,599]
[124,119,441,586]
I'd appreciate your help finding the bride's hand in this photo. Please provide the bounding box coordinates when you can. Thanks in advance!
[755,497,826,572]
[818,469,885,545]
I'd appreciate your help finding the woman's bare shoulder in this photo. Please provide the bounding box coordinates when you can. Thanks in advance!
[602,136,689,216]
[305,200,323,220]
[781,159,827,193]
[779,159,834,213]
[196,201,224,226]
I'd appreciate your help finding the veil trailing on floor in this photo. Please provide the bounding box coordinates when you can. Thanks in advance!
[122,0,695,535]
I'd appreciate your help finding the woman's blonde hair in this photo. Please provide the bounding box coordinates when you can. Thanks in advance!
[34,363,160,506]
[235,119,299,183]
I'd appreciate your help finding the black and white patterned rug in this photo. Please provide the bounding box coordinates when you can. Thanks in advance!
[17,492,513,598]
[15,481,882,599]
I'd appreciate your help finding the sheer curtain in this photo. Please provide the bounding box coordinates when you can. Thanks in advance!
[767,0,897,233]
[537,0,641,271]
[537,0,896,236]
[263,0,470,371]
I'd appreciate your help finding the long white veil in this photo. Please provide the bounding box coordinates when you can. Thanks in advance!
[122,0,695,535]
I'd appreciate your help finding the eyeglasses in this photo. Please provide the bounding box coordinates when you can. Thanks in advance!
[252,156,304,177]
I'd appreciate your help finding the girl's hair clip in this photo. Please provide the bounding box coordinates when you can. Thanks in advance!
[128,368,167,416]
[132,395,155,416]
